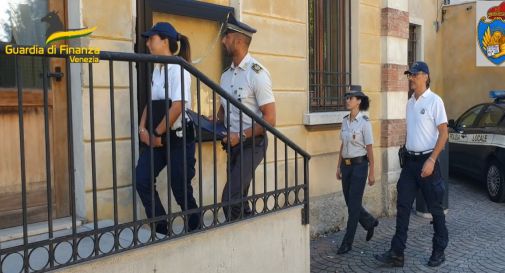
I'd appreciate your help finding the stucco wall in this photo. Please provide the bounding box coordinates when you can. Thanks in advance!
[409,0,445,97]
[308,0,386,235]
[440,2,503,119]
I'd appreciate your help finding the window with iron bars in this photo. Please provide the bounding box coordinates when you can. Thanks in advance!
[408,24,418,69]
[408,24,418,98]
[309,0,351,113]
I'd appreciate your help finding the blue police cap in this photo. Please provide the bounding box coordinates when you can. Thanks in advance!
[404,61,430,75]
[225,13,257,37]
[142,22,179,40]
[345,85,366,98]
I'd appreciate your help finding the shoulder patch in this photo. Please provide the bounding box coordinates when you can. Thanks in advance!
[362,115,369,121]
[251,63,263,73]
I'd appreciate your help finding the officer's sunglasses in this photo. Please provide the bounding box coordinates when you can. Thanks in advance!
[406,72,425,79]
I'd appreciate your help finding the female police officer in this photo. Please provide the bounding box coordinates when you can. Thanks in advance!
[135,22,200,234]
[336,85,378,254]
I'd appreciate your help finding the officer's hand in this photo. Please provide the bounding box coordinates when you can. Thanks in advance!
[336,169,342,180]
[139,130,150,145]
[222,132,239,147]
[149,135,163,148]
[368,171,375,186]
[421,158,435,178]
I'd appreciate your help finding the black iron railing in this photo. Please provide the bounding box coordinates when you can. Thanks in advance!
[0,44,310,273]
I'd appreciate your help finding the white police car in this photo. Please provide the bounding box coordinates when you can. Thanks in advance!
[448,91,505,202]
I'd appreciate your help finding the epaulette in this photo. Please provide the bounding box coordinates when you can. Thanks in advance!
[223,66,231,73]
[362,115,369,121]
[251,63,263,73]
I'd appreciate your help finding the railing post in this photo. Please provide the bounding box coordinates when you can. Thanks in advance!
[42,56,55,267]
[163,63,172,238]
[108,60,119,251]
[303,157,310,225]
[88,62,100,256]
[129,61,139,246]
[15,55,29,273]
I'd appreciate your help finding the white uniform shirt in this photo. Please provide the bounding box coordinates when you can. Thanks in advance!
[340,112,374,158]
[151,64,191,128]
[405,88,448,152]
[220,53,275,133]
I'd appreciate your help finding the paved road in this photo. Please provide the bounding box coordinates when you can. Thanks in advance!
[311,177,505,273]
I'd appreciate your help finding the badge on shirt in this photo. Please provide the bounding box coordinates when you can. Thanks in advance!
[251,63,262,73]
[420,108,426,115]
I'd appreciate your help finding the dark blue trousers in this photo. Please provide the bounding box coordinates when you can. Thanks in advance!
[391,154,448,255]
[340,161,376,245]
[135,136,200,234]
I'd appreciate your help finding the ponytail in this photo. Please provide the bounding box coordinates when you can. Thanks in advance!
[177,34,191,62]
[167,34,191,62]
[358,96,370,111]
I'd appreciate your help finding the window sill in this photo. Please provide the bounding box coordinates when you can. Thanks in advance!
[303,111,348,126]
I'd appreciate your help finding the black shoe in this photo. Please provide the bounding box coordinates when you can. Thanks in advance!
[427,251,445,267]
[374,249,405,267]
[188,212,202,232]
[337,243,352,255]
[366,220,379,241]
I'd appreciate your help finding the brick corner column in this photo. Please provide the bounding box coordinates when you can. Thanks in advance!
[380,4,409,216]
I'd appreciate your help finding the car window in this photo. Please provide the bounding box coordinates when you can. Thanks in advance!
[458,105,484,128]
[500,116,505,127]
[476,105,505,127]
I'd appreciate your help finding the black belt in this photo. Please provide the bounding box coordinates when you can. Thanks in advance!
[342,156,368,166]
[406,149,433,157]
[160,121,195,146]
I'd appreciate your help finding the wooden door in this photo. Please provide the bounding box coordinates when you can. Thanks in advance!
[0,0,70,229]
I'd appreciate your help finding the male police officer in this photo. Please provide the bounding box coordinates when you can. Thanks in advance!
[212,14,276,221]
[375,61,449,267]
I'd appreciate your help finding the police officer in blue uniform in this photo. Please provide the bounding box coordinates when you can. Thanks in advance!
[135,22,200,234]
[375,61,449,267]
[211,14,276,221]
[336,85,378,254]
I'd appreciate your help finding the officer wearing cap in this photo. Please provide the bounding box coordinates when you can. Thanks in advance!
[335,85,378,254]
[135,22,201,234]
[375,61,449,267]
[210,14,276,221]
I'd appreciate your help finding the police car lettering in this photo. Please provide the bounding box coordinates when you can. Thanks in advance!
[449,133,505,148]
[449,133,461,142]
[471,134,488,143]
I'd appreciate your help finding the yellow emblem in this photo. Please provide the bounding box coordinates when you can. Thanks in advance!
[481,26,505,59]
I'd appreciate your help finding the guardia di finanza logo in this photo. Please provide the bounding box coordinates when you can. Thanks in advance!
[477,2,505,65]
[4,26,99,63]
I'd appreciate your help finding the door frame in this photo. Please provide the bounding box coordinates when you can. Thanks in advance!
[135,0,233,114]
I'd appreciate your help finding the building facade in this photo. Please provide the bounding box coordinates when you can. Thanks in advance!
[1,0,491,272]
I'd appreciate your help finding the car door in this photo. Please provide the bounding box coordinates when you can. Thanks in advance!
[449,104,485,174]
[474,105,505,174]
